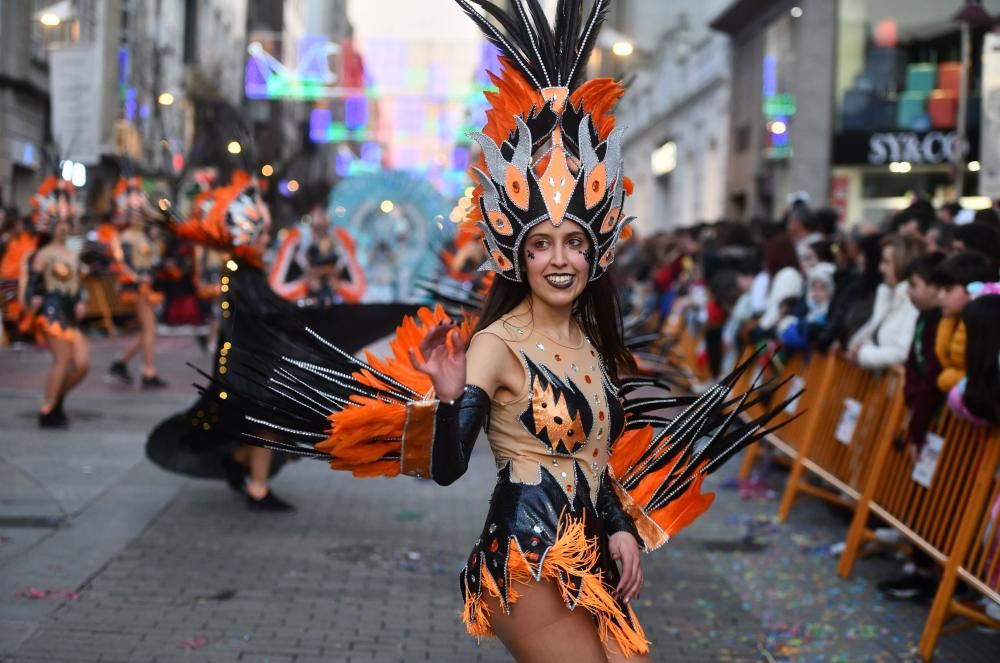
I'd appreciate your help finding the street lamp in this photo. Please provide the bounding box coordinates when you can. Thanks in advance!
[39,13,61,26]
[157,92,174,106]
[611,41,634,57]
[261,164,274,177]
[227,141,242,155]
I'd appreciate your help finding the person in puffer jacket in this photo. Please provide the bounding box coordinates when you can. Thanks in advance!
[932,252,998,391]
[847,235,924,369]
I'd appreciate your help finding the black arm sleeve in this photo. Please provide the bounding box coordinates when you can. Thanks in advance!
[597,472,644,548]
[430,384,491,486]
[25,270,43,303]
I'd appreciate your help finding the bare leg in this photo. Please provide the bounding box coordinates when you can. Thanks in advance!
[119,329,142,363]
[60,331,91,397]
[482,580,610,663]
[606,638,653,663]
[246,446,273,498]
[138,295,158,377]
[41,334,72,414]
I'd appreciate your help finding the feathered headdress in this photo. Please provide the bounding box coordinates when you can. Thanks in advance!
[31,176,78,234]
[112,176,147,225]
[457,0,634,282]
[169,171,270,265]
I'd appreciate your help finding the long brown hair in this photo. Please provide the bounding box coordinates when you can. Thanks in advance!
[472,270,637,385]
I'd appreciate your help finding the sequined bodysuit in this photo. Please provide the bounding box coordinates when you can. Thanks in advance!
[459,313,646,651]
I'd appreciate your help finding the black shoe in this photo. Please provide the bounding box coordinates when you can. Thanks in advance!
[109,360,133,384]
[246,490,295,512]
[877,573,936,601]
[38,409,68,429]
[52,397,68,424]
[220,456,248,493]
[141,374,168,389]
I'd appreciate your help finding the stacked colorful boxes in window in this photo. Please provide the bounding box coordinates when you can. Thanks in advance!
[898,63,936,129]
[929,61,961,129]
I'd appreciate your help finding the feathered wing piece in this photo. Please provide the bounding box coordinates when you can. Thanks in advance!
[609,351,803,551]
[217,305,476,478]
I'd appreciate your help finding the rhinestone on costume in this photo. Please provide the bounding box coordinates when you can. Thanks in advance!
[571,363,578,372]
[554,353,561,361]
[592,448,599,457]
[560,471,567,478]
[533,524,543,534]
[536,343,545,351]
[489,523,497,533]
[517,328,525,335]
[567,484,573,492]
[584,375,592,384]
[598,428,604,437]
[591,462,599,471]
[552,460,559,466]
[598,411,605,421]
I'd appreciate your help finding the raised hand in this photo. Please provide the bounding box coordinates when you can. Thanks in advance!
[409,322,466,402]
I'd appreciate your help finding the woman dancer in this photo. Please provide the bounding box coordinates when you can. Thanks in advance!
[109,177,167,387]
[24,177,89,427]
[217,1,795,659]
[147,172,415,509]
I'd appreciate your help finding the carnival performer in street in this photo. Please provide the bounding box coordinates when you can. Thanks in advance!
[147,172,415,510]
[23,176,90,428]
[108,177,168,387]
[214,1,796,660]
[267,188,366,305]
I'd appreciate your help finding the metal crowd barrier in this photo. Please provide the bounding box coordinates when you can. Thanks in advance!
[665,334,1000,661]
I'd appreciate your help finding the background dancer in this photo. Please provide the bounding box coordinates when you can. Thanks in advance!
[23,177,89,428]
[109,177,168,388]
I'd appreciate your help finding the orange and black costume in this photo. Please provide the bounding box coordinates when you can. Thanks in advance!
[211,0,797,656]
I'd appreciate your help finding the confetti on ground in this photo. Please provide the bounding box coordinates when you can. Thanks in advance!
[15,587,80,601]
[178,636,210,651]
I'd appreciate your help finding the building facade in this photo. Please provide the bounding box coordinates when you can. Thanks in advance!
[712,0,1000,225]
[604,0,734,233]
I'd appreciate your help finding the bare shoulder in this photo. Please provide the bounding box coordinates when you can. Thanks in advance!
[466,328,523,399]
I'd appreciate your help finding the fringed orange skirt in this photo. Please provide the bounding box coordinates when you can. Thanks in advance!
[462,514,649,658]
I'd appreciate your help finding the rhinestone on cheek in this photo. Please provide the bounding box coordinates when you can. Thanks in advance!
[536,343,545,351]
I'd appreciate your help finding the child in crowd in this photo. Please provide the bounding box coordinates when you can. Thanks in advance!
[932,252,998,392]
[901,253,946,456]
[778,262,835,351]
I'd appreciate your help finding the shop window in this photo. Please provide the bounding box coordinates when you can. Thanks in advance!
[835,0,1000,133]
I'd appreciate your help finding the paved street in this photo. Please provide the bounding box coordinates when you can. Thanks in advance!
[0,333,996,662]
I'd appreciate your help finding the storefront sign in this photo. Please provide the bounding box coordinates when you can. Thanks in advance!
[981,33,1000,198]
[833,130,978,166]
[868,131,957,165]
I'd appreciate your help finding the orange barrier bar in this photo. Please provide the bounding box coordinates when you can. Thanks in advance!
[777,356,906,521]
[736,349,819,480]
